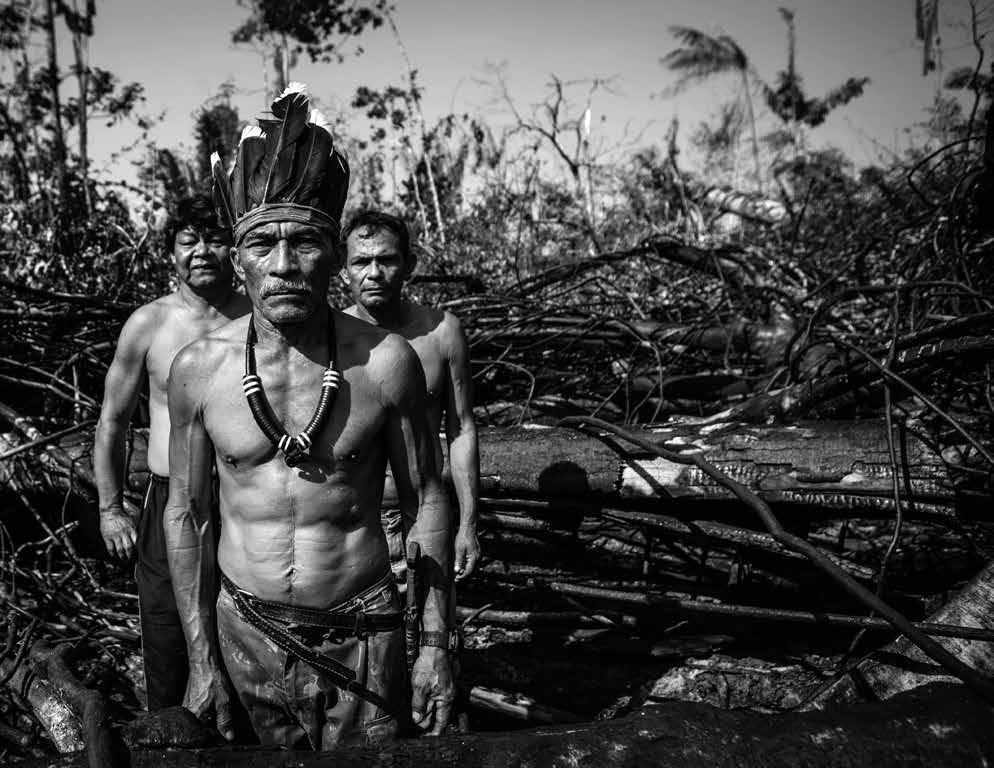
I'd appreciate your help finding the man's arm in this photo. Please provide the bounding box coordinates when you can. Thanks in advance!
[382,337,455,735]
[163,343,233,741]
[93,307,155,559]
[442,312,480,581]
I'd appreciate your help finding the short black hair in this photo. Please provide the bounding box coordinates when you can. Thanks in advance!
[341,210,414,269]
[164,195,229,253]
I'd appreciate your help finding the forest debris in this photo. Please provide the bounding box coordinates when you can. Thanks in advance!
[812,558,994,707]
[647,653,828,711]
[28,640,119,768]
[1,654,84,753]
[122,706,218,749]
[467,685,582,724]
[543,581,994,642]
[23,683,994,768]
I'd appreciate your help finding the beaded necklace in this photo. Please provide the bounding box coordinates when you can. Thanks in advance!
[241,310,341,467]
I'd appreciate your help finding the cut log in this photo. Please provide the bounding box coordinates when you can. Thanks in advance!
[471,420,954,517]
[26,683,994,767]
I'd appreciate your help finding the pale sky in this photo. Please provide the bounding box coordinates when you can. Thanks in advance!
[80,0,990,184]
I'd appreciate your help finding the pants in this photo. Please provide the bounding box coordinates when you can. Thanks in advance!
[136,474,188,711]
[216,574,406,750]
[380,507,408,591]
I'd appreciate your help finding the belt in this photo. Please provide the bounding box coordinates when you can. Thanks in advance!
[219,572,405,720]
[231,584,403,636]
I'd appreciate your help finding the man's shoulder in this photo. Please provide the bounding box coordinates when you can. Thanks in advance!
[429,308,466,359]
[436,308,464,336]
[403,300,460,338]
[336,309,390,347]
[118,296,174,349]
[127,294,173,326]
[169,319,244,382]
[361,323,418,377]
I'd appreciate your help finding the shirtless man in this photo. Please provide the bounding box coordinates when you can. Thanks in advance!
[93,195,248,711]
[342,211,480,586]
[165,87,454,749]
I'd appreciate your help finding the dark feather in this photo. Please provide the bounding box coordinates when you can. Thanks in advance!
[323,149,350,224]
[241,135,267,211]
[231,136,266,216]
[260,89,310,203]
[284,125,334,205]
[211,152,235,229]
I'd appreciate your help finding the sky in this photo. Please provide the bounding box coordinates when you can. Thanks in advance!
[80,0,991,185]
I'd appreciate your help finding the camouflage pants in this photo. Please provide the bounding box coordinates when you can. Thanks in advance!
[216,574,406,750]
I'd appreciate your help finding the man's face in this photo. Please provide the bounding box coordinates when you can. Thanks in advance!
[234,221,337,325]
[172,225,234,291]
[344,227,409,310]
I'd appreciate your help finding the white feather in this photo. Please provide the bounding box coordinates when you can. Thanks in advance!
[277,81,309,101]
[308,107,334,137]
[238,124,265,145]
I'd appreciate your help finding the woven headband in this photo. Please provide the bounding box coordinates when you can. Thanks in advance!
[233,204,339,245]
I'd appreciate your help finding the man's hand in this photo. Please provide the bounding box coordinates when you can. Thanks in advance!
[411,647,456,735]
[184,661,235,742]
[99,504,137,560]
[453,525,480,581]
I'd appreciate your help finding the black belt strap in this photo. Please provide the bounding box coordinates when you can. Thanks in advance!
[249,596,403,633]
[220,573,405,721]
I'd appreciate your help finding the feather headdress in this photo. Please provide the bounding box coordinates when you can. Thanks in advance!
[212,83,350,244]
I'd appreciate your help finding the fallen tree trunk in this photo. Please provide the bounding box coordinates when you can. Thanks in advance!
[471,420,954,517]
[28,683,994,767]
[702,187,788,224]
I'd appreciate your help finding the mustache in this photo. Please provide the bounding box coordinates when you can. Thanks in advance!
[260,280,311,298]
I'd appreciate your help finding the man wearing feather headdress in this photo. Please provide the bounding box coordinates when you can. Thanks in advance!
[94,195,249,712]
[164,84,455,748]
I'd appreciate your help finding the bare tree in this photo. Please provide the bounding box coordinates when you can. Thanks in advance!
[498,73,612,251]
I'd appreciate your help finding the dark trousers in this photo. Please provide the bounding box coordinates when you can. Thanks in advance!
[136,474,188,711]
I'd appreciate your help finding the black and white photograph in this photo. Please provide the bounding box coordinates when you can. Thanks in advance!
[0,0,992,765]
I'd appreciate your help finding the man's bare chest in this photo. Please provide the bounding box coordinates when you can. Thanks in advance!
[406,335,446,402]
[204,365,388,478]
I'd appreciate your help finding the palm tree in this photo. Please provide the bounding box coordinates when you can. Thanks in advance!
[662,26,763,188]
[763,8,869,151]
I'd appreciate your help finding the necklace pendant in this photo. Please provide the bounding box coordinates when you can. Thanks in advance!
[283,444,308,467]
[284,454,302,468]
